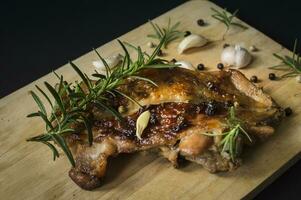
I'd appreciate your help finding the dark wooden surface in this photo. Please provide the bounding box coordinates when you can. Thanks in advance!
[1,0,300,199]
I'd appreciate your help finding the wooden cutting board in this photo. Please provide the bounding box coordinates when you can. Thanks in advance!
[1,1,301,199]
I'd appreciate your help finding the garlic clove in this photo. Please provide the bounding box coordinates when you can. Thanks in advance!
[220,45,252,69]
[175,61,195,71]
[220,46,236,67]
[178,34,208,54]
[92,53,123,74]
[136,110,151,140]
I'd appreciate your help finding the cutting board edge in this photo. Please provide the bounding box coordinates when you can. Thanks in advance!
[0,0,290,103]
[0,1,300,199]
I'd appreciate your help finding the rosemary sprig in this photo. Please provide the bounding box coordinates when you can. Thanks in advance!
[27,35,173,167]
[147,18,185,48]
[211,7,247,39]
[203,106,252,162]
[269,39,301,78]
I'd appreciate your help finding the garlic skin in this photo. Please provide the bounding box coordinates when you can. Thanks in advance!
[178,34,208,54]
[92,53,122,74]
[220,45,252,69]
[175,61,195,71]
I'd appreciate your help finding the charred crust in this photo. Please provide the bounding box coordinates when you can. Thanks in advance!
[65,68,284,189]
[69,168,102,190]
[259,107,285,126]
[92,102,229,143]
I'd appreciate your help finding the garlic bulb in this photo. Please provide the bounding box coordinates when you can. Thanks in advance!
[175,61,195,71]
[92,53,122,74]
[178,34,208,54]
[221,45,252,69]
[221,46,236,66]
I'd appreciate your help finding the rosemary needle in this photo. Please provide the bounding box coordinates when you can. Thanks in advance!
[27,34,174,166]
[202,106,252,162]
[270,39,301,78]
[147,18,185,49]
[211,7,247,39]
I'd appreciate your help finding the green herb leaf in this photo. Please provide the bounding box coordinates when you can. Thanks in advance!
[30,91,47,117]
[123,42,151,58]
[202,106,252,162]
[211,7,247,39]
[27,32,170,167]
[147,18,184,49]
[51,134,75,167]
[70,61,91,90]
[35,85,53,108]
[93,100,122,121]
[44,82,66,116]
[37,111,54,130]
[81,115,93,146]
[27,112,41,118]
[93,48,111,77]
[42,141,60,161]
[148,34,166,62]
[117,40,131,69]
[270,39,301,78]
[130,75,158,87]
[113,89,142,108]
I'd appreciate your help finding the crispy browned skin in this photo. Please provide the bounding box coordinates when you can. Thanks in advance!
[66,68,283,190]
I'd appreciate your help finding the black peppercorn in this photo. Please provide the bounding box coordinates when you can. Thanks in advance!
[197,63,205,70]
[197,19,205,26]
[184,31,191,37]
[170,58,177,63]
[223,43,230,48]
[284,107,293,116]
[268,73,276,80]
[217,63,224,70]
[250,75,258,83]
[157,49,163,57]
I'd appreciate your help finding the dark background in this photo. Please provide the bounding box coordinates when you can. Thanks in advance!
[1,0,300,199]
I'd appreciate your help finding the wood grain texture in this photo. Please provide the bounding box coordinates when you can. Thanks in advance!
[1,1,300,199]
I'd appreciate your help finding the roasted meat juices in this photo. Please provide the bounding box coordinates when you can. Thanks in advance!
[65,68,283,190]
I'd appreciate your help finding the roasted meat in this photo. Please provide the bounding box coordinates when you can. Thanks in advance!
[65,68,283,190]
